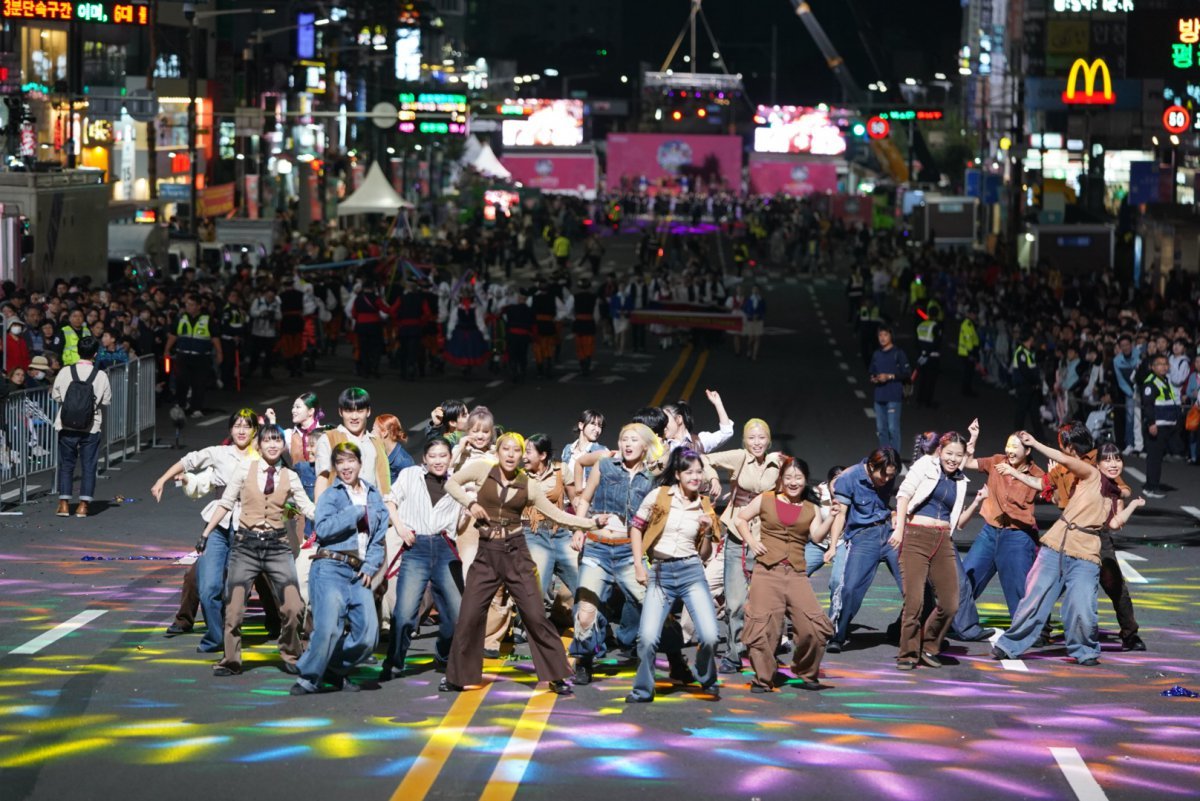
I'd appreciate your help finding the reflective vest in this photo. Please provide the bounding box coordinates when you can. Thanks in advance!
[61,325,82,366]
[916,320,939,347]
[1143,373,1181,426]
[1012,343,1035,370]
[957,319,979,357]
[926,299,944,322]
[176,314,213,355]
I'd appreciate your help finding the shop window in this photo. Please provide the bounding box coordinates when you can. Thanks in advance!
[21,27,69,86]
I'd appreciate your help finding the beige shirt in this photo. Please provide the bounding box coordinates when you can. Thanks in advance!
[315,425,381,485]
[181,444,256,528]
[51,360,112,434]
[635,486,705,559]
[708,449,784,537]
[214,459,316,524]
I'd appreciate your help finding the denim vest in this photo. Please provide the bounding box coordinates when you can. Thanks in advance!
[591,457,654,522]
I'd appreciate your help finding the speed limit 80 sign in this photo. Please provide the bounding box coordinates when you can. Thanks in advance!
[866,116,891,140]
[1163,105,1191,135]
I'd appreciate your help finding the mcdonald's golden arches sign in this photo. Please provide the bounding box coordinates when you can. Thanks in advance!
[1061,58,1116,105]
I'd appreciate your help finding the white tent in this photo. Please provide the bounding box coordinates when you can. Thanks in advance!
[472,142,512,180]
[337,162,414,216]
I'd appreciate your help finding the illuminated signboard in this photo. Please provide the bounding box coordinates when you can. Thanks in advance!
[1,0,149,24]
[878,109,945,121]
[1173,17,1200,70]
[298,60,326,94]
[1051,0,1133,11]
[1163,104,1191,134]
[752,105,848,156]
[500,98,584,147]
[397,92,467,135]
[1061,58,1115,105]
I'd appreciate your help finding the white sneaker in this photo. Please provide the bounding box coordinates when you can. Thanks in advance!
[1122,445,1134,455]
[190,410,205,419]
[1143,489,1166,499]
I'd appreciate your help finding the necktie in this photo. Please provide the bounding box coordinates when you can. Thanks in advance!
[264,465,276,495]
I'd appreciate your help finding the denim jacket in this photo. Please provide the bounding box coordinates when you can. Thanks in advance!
[590,456,654,524]
[832,461,895,535]
[314,477,388,576]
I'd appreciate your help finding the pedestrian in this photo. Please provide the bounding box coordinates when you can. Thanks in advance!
[197,424,315,676]
[501,287,534,382]
[993,438,1145,666]
[249,286,281,379]
[914,309,942,407]
[218,289,246,391]
[890,432,968,669]
[1011,330,1045,441]
[1112,334,1143,454]
[1141,353,1181,498]
[444,290,489,377]
[4,319,30,372]
[441,431,601,694]
[868,324,911,453]
[167,295,222,418]
[60,307,86,367]
[743,285,766,362]
[627,447,723,703]
[737,456,838,692]
[380,437,463,679]
[572,278,599,375]
[52,336,110,518]
[958,307,981,397]
[291,442,389,694]
[531,279,558,378]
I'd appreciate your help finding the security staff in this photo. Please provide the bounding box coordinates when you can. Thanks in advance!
[60,308,86,367]
[914,311,942,408]
[572,279,599,375]
[1140,353,1181,498]
[957,308,980,397]
[166,295,223,418]
[219,290,246,391]
[1011,331,1044,440]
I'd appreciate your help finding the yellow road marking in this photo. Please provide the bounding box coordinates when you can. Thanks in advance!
[650,344,693,407]
[389,684,492,801]
[477,691,558,801]
[678,349,710,402]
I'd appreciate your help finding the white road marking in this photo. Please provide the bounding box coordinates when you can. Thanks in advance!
[313,378,333,387]
[854,390,866,399]
[1001,659,1030,672]
[463,397,475,404]
[486,379,504,388]
[557,373,578,383]
[1050,747,1110,801]
[260,395,288,404]
[1123,467,1146,483]
[2,485,41,502]
[1115,552,1148,584]
[839,362,850,371]
[197,416,227,428]
[846,376,857,384]
[863,408,876,419]
[12,610,108,655]
[1181,505,1200,521]
[833,349,842,357]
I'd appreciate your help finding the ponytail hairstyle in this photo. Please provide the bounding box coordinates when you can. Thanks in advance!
[526,433,553,459]
[661,401,698,449]
[775,455,819,503]
[575,409,606,437]
[912,431,940,464]
[374,413,408,444]
[464,405,497,445]
[657,447,704,488]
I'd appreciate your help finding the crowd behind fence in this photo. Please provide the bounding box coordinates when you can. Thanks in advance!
[1,356,158,506]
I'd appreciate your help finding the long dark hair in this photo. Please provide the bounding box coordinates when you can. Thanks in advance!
[775,456,820,503]
[657,447,704,488]
[912,431,939,464]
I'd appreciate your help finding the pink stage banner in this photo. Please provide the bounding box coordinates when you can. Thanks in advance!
[605,133,742,191]
[502,153,598,195]
[831,193,874,228]
[748,158,838,197]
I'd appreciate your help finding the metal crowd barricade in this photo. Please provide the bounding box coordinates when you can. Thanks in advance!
[0,386,59,505]
[101,361,131,470]
[133,355,158,451]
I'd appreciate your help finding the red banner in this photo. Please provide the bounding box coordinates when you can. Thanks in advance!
[197,182,235,217]
[502,152,598,196]
[748,157,838,197]
[629,309,743,332]
[831,193,874,229]
[605,133,742,193]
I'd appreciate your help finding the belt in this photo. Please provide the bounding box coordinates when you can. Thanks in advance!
[507,327,531,336]
[651,553,698,564]
[236,527,287,542]
[1060,517,1102,536]
[587,531,631,546]
[313,549,364,571]
[477,522,523,540]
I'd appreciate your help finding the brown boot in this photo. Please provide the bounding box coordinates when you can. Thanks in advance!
[74,501,89,518]
[56,500,70,517]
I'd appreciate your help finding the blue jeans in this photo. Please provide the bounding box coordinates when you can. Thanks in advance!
[525,525,580,598]
[831,524,902,645]
[874,401,902,452]
[571,541,643,661]
[294,460,317,537]
[297,557,379,689]
[804,541,827,577]
[720,536,755,669]
[995,547,1100,662]
[949,549,986,639]
[57,430,101,500]
[630,557,719,700]
[196,526,232,651]
[387,535,462,668]
[959,523,1037,619]
[827,539,848,608]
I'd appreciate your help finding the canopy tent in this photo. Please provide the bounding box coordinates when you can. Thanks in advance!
[336,162,414,216]
[459,137,512,180]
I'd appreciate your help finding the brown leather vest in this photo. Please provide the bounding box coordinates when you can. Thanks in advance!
[238,462,293,531]
[757,492,815,568]
[479,466,530,529]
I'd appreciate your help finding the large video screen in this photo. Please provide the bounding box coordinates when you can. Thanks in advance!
[753,105,847,156]
[501,99,585,147]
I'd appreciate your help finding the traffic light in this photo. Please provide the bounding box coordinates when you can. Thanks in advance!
[852,122,866,137]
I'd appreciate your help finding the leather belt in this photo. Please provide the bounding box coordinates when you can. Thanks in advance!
[236,527,287,543]
[313,549,364,571]
[478,522,523,540]
[730,486,757,508]
[587,531,631,546]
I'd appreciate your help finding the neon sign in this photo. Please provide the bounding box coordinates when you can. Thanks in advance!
[1173,17,1200,70]
[878,109,945,121]
[1,0,149,24]
[397,92,468,136]
[1052,0,1133,11]
[1061,58,1115,105]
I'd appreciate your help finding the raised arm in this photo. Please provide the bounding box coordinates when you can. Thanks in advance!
[963,418,981,471]
[1019,431,1097,482]
[1108,497,1146,530]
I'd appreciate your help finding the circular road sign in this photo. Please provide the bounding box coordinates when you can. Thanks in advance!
[866,116,891,140]
[1163,105,1191,135]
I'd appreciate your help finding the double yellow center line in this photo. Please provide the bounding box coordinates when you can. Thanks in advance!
[651,345,710,407]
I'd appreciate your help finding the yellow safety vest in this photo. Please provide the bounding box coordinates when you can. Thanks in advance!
[916,319,938,344]
[957,319,979,357]
[61,326,82,366]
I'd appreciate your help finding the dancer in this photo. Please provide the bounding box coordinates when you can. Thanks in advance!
[291,442,389,694]
[737,457,838,691]
[993,437,1144,666]
[891,432,968,669]
[706,419,784,674]
[523,434,579,601]
[627,448,722,703]
[442,432,603,694]
[380,437,464,678]
[198,424,315,676]
[561,409,607,504]
[374,413,414,483]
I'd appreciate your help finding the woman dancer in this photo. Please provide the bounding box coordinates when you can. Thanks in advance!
[442,432,603,694]
[627,448,723,703]
[706,419,784,673]
[523,434,579,603]
[374,413,415,483]
[994,438,1144,666]
[891,432,968,669]
[737,457,838,691]
[561,409,607,504]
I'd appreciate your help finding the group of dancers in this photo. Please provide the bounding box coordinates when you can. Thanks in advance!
[151,386,1146,699]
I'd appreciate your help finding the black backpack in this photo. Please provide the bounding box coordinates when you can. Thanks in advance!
[60,365,98,432]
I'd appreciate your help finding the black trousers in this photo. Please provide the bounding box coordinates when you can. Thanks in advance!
[220,338,242,389]
[175,354,212,411]
[508,335,530,378]
[917,357,940,406]
[1098,530,1139,640]
[356,322,384,376]
[398,333,424,379]
[1144,426,1172,488]
[446,533,571,687]
[1013,386,1045,441]
[251,335,277,377]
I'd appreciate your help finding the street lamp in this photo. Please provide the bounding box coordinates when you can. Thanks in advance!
[185,4,275,238]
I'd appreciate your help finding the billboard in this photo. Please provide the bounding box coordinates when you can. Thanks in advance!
[605,133,742,192]
[752,105,848,156]
[500,99,585,147]
[501,152,598,197]
[747,157,838,196]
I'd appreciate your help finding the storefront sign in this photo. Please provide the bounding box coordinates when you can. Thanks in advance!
[1052,0,1132,11]
[1,0,149,25]
[244,175,259,219]
[1172,17,1200,70]
[197,183,235,218]
[83,118,112,144]
[1062,58,1116,104]
[397,92,467,136]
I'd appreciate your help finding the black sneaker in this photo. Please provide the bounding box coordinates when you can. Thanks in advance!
[669,660,698,686]
[717,661,741,675]
[289,682,317,696]
[990,645,1013,660]
[919,651,943,668]
[438,678,464,693]
[280,662,300,676]
[548,680,573,696]
[749,683,771,694]
[338,678,361,693]
[960,627,997,642]
[826,640,844,654]
[482,648,501,659]
[165,623,192,636]
[624,693,653,704]
[1032,636,1048,648]
[1077,657,1100,666]
[701,683,721,700]
[1121,635,1146,652]
[573,661,592,686]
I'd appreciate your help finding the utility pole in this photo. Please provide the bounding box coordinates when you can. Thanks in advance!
[770,24,778,104]
[146,0,158,200]
[187,9,199,238]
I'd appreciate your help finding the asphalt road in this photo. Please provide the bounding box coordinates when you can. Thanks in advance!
[1,234,1199,801]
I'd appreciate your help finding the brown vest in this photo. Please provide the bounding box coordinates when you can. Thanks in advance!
[525,467,564,532]
[479,466,530,528]
[757,492,815,568]
[238,461,293,531]
[324,430,392,494]
[641,487,720,556]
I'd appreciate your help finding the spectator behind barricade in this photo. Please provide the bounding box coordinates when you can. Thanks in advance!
[5,319,31,373]
[25,354,53,388]
[95,330,130,371]
[52,336,111,519]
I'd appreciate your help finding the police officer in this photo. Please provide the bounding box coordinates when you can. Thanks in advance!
[166,295,223,418]
[914,308,942,408]
[60,308,86,367]
[958,307,980,397]
[219,290,246,391]
[1011,330,1044,440]
[1141,353,1181,498]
